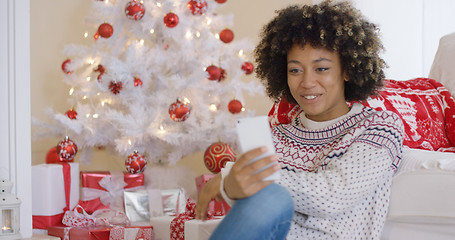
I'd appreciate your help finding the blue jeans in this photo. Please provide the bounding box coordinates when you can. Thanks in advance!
[210,183,294,240]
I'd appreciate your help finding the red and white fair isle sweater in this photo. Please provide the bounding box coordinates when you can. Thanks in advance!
[273,103,404,239]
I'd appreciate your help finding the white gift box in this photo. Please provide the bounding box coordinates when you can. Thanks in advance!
[150,215,223,240]
[32,163,80,227]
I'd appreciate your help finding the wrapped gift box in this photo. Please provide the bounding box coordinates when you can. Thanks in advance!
[195,174,231,216]
[80,171,144,213]
[123,188,188,223]
[109,224,154,240]
[48,226,110,240]
[160,188,187,216]
[151,216,223,240]
[32,163,80,229]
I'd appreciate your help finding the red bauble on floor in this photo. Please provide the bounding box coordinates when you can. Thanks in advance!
[46,146,64,164]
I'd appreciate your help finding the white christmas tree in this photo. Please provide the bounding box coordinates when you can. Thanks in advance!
[34,0,263,166]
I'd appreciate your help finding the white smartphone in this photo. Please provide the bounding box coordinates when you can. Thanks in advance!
[235,115,280,181]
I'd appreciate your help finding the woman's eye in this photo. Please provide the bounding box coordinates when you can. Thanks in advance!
[288,68,301,73]
[316,67,329,72]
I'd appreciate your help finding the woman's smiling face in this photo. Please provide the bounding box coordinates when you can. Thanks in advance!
[287,43,350,122]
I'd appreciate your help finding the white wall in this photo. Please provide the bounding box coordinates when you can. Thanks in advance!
[0,0,9,178]
[0,0,33,238]
[354,0,455,80]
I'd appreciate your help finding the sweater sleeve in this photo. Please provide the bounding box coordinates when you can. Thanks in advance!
[219,161,236,206]
[278,111,404,218]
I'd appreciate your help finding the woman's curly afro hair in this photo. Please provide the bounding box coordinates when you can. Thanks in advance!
[254,0,386,103]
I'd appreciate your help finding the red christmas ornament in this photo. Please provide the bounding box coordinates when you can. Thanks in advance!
[215,0,227,3]
[187,0,207,15]
[125,0,145,20]
[228,99,243,114]
[219,28,234,43]
[45,146,63,164]
[241,61,254,75]
[94,64,105,82]
[134,76,143,87]
[169,99,191,122]
[94,31,100,40]
[65,108,78,120]
[61,59,72,75]
[206,65,221,81]
[95,145,106,150]
[98,22,114,38]
[97,72,105,82]
[125,151,147,174]
[218,67,226,82]
[204,142,236,173]
[94,64,105,74]
[109,81,123,94]
[164,12,179,28]
[56,136,78,162]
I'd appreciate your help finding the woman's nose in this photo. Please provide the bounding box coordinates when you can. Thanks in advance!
[300,73,316,88]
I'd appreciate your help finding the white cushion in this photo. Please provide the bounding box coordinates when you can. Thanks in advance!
[429,32,455,97]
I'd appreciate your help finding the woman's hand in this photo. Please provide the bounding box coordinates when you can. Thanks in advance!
[224,146,280,199]
[195,147,280,220]
[196,173,223,220]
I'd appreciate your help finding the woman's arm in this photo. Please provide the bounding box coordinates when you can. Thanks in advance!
[195,173,222,220]
[195,147,280,220]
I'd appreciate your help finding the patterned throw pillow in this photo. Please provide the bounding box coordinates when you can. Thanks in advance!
[268,78,455,152]
[364,78,455,151]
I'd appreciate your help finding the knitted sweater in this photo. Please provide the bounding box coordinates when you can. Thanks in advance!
[273,103,404,240]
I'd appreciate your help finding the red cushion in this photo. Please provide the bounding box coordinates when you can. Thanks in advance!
[268,78,455,152]
[364,78,455,151]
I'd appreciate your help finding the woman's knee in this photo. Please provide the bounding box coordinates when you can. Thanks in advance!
[238,183,294,219]
[261,183,294,216]
[209,184,294,240]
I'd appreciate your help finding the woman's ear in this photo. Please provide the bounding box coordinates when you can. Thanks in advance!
[343,72,349,82]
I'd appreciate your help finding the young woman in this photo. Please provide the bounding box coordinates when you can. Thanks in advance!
[196,1,404,239]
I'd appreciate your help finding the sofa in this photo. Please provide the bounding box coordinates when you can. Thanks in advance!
[380,32,455,240]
